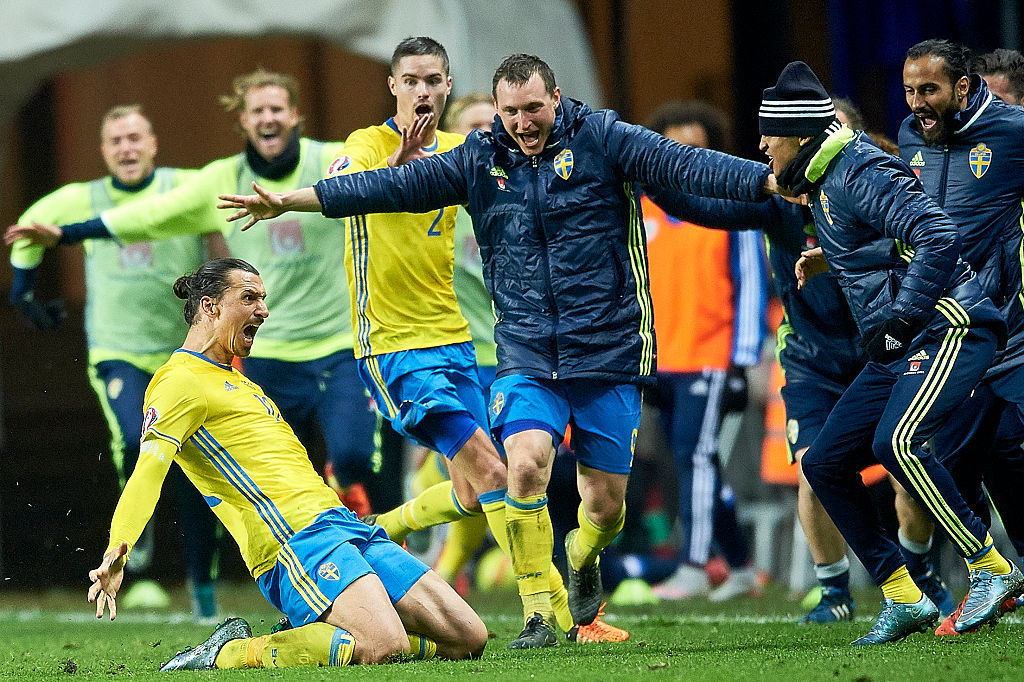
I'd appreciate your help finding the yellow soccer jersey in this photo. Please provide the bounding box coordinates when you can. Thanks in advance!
[116,350,340,579]
[330,120,471,358]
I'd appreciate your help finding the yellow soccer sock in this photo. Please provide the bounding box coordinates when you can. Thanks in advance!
[214,623,354,669]
[568,502,625,570]
[214,638,250,669]
[407,633,437,661]
[505,494,555,625]
[376,481,473,544]
[548,568,574,631]
[435,514,489,582]
[966,534,1012,575]
[880,565,924,604]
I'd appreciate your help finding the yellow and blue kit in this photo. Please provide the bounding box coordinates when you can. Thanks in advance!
[329,120,483,456]
[109,350,427,624]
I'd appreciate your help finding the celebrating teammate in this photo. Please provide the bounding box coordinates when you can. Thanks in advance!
[87,257,486,671]
[7,105,222,621]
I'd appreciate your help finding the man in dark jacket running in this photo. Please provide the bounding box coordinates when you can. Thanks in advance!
[219,53,778,647]
[765,60,1023,645]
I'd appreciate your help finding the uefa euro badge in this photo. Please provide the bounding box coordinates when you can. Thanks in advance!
[819,190,834,225]
[554,149,574,180]
[969,143,991,179]
[318,562,340,581]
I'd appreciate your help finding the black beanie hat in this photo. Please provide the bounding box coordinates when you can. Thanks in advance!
[759,61,838,137]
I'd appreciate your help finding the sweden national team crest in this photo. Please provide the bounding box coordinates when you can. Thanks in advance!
[554,149,574,180]
[786,419,799,445]
[317,562,341,581]
[969,143,991,179]
[819,190,834,225]
[490,392,505,416]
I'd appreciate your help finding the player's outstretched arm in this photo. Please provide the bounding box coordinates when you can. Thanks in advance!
[218,181,322,231]
[3,222,62,248]
[87,542,128,621]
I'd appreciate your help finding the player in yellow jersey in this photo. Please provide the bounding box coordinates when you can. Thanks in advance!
[87,258,486,670]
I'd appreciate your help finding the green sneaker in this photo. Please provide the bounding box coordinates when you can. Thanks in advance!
[159,618,251,671]
[507,613,557,649]
[564,529,602,625]
[851,596,937,645]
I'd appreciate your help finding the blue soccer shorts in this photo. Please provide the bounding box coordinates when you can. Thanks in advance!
[489,375,641,474]
[256,507,429,626]
[357,342,489,459]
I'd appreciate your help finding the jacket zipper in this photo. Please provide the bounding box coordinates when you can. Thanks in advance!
[530,154,560,379]
[938,145,950,207]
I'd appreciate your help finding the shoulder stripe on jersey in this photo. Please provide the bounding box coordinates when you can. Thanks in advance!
[889,325,983,555]
[935,297,970,327]
[191,427,294,544]
[145,427,182,448]
[624,183,655,375]
[349,215,373,357]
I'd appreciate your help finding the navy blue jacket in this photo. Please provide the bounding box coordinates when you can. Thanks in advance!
[899,76,1024,375]
[645,188,865,387]
[804,129,1003,343]
[315,97,770,386]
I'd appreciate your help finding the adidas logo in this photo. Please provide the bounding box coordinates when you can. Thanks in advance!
[225,381,238,391]
[909,350,930,361]
[884,334,903,351]
[909,151,925,167]
[830,603,852,621]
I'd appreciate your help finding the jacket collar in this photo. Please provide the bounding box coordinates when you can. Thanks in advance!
[951,74,992,136]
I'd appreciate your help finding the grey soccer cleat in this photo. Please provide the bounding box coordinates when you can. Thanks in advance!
[507,612,558,649]
[159,617,251,671]
[955,564,1024,633]
[564,529,603,625]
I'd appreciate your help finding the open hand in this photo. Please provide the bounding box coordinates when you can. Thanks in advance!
[387,113,436,167]
[4,222,62,248]
[217,181,286,231]
[87,542,129,620]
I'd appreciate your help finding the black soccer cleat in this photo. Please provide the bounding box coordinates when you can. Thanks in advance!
[159,617,251,671]
[564,529,602,625]
[507,612,557,649]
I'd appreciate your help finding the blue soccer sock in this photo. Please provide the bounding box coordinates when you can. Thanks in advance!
[897,528,932,580]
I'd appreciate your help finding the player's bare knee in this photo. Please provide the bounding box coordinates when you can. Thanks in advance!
[353,628,409,664]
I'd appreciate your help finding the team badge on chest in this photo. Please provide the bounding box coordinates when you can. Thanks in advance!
[969,143,991,179]
[554,149,574,180]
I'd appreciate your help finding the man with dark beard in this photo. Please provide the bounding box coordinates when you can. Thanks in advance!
[899,38,1024,635]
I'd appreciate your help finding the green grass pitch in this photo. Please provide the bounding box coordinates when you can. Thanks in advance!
[3,582,1022,680]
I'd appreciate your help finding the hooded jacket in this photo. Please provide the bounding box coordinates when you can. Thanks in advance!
[315,96,770,385]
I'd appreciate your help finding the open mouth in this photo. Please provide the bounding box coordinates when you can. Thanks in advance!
[242,323,260,344]
[915,113,938,131]
[415,103,432,116]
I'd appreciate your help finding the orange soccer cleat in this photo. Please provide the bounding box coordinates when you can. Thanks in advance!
[567,603,630,643]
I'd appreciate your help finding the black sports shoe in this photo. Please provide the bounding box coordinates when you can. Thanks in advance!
[159,617,251,671]
[359,513,378,526]
[507,613,557,649]
[564,529,602,625]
